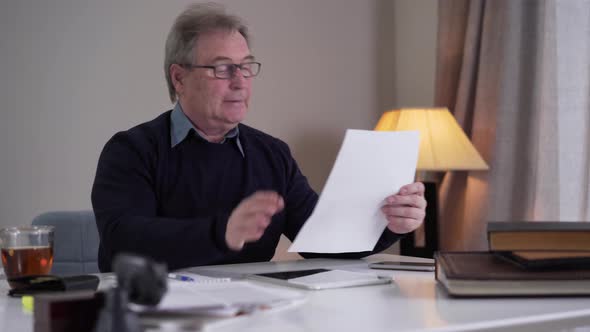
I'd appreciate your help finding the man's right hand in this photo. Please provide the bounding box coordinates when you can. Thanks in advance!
[225,191,285,251]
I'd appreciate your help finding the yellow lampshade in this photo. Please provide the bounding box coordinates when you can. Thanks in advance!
[375,108,489,171]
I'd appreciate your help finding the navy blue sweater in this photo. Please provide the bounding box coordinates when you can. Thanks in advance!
[91,111,401,272]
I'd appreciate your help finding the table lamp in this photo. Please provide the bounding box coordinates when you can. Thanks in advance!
[374,107,489,257]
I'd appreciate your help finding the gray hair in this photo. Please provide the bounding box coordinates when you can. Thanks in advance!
[164,3,250,103]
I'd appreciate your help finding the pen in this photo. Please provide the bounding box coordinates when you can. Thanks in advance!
[168,273,195,282]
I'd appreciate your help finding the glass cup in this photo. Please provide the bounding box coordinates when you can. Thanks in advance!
[0,226,54,288]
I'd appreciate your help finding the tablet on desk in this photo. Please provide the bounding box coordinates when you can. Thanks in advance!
[248,269,391,290]
[369,261,435,272]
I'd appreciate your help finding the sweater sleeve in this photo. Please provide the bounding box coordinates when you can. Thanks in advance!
[91,132,233,272]
[279,142,403,259]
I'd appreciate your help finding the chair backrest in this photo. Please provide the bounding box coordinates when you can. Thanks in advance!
[31,210,100,275]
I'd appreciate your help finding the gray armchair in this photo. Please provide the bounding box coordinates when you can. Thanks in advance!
[31,210,100,275]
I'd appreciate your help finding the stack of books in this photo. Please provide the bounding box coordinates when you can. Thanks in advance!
[488,221,590,269]
[435,221,590,297]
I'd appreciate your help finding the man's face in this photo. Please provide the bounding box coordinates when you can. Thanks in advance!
[178,30,253,132]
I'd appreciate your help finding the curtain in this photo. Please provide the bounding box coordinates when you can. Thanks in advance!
[435,0,590,251]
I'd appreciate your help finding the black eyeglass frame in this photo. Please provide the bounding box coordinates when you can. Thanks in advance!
[181,62,262,79]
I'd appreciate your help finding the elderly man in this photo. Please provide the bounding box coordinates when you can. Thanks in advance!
[91,4,426,272]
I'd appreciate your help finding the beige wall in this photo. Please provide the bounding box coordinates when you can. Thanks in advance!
[0,0,437,256]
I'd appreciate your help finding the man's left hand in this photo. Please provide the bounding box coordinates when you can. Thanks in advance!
[381,182,427,234]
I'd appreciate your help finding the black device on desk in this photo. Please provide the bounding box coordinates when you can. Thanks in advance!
[8,274,100,297]
[369,261,435,272]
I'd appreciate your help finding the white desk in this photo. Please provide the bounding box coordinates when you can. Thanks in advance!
[2,255,590,332]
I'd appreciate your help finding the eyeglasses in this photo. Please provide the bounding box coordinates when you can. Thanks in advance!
[182,62,261,79]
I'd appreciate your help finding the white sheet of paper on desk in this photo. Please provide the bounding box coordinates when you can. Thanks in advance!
[143,280,305,316]
[288,129,419,253]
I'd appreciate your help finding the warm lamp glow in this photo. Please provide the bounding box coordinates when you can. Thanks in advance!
[375,108,489,171]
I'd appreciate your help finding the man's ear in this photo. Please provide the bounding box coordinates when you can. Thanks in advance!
[169,64,186,97]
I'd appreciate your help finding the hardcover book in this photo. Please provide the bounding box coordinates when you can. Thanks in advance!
[495,250,590,270]
[487,221,590,251]
[435,252,590,297]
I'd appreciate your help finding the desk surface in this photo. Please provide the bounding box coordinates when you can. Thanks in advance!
[2,254,590,332]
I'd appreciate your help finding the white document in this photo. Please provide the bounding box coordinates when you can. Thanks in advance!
[137,277,305,316]
[289,129,420,253]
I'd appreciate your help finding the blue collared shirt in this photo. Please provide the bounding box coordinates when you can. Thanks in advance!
[170,103,244,157]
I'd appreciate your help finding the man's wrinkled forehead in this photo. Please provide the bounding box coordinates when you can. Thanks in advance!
[192,29,251,63]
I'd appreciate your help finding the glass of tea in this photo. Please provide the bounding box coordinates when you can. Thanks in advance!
[0,226,54,288]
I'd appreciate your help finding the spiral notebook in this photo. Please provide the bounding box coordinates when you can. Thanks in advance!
[138,273,305,316]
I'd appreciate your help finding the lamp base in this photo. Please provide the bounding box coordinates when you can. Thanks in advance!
[400,181,438,258]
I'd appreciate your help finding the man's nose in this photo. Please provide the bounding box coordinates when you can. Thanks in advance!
[229,68,247,88]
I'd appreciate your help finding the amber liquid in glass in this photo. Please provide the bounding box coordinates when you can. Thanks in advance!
[1,246,54,288]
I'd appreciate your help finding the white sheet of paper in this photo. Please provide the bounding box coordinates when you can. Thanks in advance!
[288,129,420,253]
[137,280,305,316]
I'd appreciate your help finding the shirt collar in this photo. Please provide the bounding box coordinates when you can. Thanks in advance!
[170,103,244,157]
